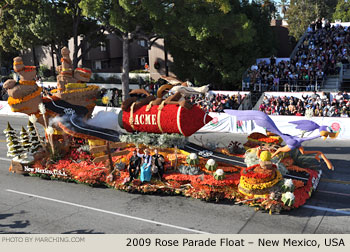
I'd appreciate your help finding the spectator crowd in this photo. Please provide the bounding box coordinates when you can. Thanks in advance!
[244,20,350,92]
[190,92,244,112]
[259,91,350,117]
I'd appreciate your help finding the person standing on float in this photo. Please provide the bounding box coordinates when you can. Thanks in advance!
[137,148,152,182]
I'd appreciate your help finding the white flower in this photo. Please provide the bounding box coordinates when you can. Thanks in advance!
[215,169,224,176]
[283,179,294,188]
[305,108,313,119]
[106,90,113,100]
[189,153,197,160]
[29,114,37,123]
[38,103,46,114]
[207,159,216,166]
[283,192,295,201]
[46,126,54,135]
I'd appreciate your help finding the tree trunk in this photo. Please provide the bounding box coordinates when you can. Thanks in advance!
[32,47,38,67]
[164,39,169,76]
[72,8,81,69]
[50,44,56,77]
[121,34,130,101]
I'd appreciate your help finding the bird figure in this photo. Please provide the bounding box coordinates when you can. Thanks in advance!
[224,110,338,170]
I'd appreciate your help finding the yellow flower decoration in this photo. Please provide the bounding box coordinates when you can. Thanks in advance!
[102,96,110,105]
[260,151,272,161]
[239,171,282,191]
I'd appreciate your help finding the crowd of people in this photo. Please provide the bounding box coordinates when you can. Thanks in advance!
[190,92,245,112]
[243,20,350,92]
[259,91,350,117]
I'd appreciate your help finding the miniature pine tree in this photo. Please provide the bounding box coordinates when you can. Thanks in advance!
[27,120,41,153]
[19,126,31,152]
[5,133,23,158]
[3,122,23,157]
[3,122,16,138]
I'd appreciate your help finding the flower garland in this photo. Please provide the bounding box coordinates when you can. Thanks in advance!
[241,164,277,179]
[19,80,36,86]
[75,68,92,74]
[239,171,282,191]
[65,83,87,90]
[61,85,99,94]
[13,61,23,66]
[7,87,42,105]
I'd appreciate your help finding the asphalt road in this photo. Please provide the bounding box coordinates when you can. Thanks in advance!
[0,115,349,234]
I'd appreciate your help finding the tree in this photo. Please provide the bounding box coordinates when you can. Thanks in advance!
[333,0,350,22]
[19,126,31,152]
[286,0,337,39]
[80,0,157,101]
[3,122,23,158]
[27,121,41,153]
[0,0,105,70]
[145,0,275,89]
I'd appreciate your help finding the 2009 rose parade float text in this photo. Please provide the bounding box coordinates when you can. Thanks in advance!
[1,50,336,214]
[124,237,345,248]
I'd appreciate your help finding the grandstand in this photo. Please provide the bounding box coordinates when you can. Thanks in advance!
[240,21,350,116]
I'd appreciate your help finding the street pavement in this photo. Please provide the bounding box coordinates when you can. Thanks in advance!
[0,115,349,234]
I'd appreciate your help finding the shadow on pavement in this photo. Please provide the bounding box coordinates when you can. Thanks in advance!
[0,211,31,233]
[62,229,105,234]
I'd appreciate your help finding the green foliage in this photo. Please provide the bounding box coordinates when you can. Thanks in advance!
[286,0,338,39]
[120,132,187,149]
[130,69,149,73]
[0,0,105,68]
[106,76,120,84]
[147,0,275,89]
[333,0,350,22]
[90,74,106,83]
[178,165,202,175]
[38,65,52,78]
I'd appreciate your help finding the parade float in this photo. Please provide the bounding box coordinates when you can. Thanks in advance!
[2,52,334,214]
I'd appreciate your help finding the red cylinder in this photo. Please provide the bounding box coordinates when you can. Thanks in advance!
[121,104,212,136]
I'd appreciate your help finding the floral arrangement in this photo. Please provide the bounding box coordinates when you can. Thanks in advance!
[65,83,87,90]
[247,132,281,144]
[281,178,295,192]
[281,192,295,206]
[8,124,321,214]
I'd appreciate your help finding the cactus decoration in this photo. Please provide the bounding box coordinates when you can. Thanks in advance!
[281,192,295,206]
[281,178,295,193]
[205,158,218,171]
[186,153,199,166]
[214,169,225,180]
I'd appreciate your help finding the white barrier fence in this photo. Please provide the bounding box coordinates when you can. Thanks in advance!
[1,101,349,140]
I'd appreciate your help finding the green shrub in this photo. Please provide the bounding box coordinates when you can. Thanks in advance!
[38,65,52,78]
[130,70,148,73]
[106,76,120,84]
